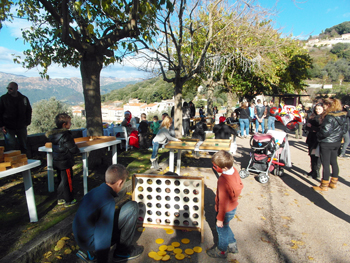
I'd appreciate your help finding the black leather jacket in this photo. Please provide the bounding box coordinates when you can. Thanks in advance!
[46,128,80,170]
[191,121,208,141]
[0,92,32,129]
[317,111,348,143]
[213,123,237,139]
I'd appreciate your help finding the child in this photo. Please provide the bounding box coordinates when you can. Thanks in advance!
[138,113,150,149]
[46,113,80,207]
[150,116,160,139]
[150,116,179,170]
[73,164,143,262]
[207,150,244,259]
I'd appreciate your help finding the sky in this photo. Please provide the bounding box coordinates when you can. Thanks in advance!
[0,0,349,79]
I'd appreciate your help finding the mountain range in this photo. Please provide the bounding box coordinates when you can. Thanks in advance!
[0,72,142,105]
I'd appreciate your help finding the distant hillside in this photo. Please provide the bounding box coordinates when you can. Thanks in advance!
[317,21,350,39]
[0,72,142,105]
[101,75,175,103]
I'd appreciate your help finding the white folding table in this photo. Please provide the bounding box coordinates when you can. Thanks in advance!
[39,139,121,195]
[0,159,41,222]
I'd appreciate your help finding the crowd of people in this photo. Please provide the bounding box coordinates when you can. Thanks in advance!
[2,81,350,262]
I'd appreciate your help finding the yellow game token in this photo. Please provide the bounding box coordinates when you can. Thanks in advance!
[173,248,182,254]
[156,238,164,244]
[175,253,185,260]
[181,238,190,244]
[166,245,174,251]
[162,255,171,261]
[172,242,181,247]
[153,254,163,261]
[137,227,145,232]
[193,246,203,253]
[165,229,174,234]
[148,251,158,258]
[159,245,168,251]
[185,249,194,255]
[157,250,167,256]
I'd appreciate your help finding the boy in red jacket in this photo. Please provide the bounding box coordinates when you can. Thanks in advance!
[207,150,244,258]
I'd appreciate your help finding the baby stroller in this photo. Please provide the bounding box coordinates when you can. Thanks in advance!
[239,130,290,184]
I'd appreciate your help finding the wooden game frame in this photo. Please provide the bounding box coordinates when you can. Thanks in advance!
[132,174,205,242]
[44,136,116,148]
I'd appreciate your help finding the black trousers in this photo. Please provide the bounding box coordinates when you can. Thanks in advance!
[320,141,341,181]
[56,168,74,202]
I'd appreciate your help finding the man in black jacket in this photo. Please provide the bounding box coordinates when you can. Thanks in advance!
[213,116,238,139]
[0,82,32,153]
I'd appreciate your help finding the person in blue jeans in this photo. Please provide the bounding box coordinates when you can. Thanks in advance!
[267,101,276,131]
[73,164,143,263]
[207,150,244,259]
[254,99,267,133]
[238,102,250,138]
[151,115,179,170]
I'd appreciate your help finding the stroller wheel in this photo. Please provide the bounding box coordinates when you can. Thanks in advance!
[277,168,284,177]
[258,173,269,184]
[239,169,250,179]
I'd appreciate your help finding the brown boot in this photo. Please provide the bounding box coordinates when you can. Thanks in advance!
[329,177,338,189]
[312,180,329,191]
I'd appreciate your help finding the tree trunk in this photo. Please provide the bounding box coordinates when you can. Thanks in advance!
[227,89,234,116]
[207,85,214,123]
[80,53,104,136]
[174,81,183,138]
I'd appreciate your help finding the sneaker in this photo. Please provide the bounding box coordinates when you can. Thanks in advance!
[76,250,97,262]
[206,246,227,258]
[227,242,238,254]
[339,155,349,159]
[57,199,65,206]
[65,199,77,207]
[113,245,144,262]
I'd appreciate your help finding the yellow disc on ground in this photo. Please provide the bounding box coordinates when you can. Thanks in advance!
[159,245,168,251]
[165,229,174,234]
[181,238,190,244]
[173,248,182,254]
[156,238,164,244]
[153,254,163,261]
[175,253,185,260]
[185,249,194,255]
[172,242,181,247]
[148,251,158,258]
[166,245,174,251]
[193,246,203,253]
[162,255,171,261]
[157,250,167,256]
[137,227,145,232]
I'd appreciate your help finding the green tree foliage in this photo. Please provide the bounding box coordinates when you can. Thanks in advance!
[0,0,13,29]
[28,97,86,134]
[330,43,350,59]
[6,0,168,136]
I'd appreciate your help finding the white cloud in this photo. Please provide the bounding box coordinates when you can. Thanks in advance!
[326,6,339,14]
[3,19,32,39]
[0,45,148,79]
[343,13,350,18]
